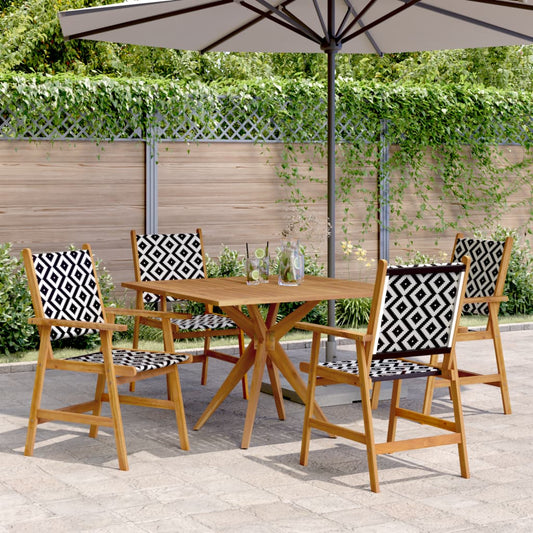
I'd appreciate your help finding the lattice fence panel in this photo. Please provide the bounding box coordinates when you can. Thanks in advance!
[0,105,144,141]
[0,95,531,144]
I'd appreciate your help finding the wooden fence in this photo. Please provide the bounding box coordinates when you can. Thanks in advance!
[1,139,530,298]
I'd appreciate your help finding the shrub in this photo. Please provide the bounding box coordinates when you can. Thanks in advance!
[486,227,533,316]
[206,245,245,278]
[335,297,372,328]
[0,243,38,356]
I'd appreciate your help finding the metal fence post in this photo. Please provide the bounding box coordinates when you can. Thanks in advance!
[145,115,159,234]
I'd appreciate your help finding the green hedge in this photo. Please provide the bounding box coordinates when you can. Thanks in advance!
[0,243,37,355]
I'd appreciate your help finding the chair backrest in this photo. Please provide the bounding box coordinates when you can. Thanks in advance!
[371,262,467,359]
[452,234,512,316]
[131,230,206,304]
[23,246,105,341]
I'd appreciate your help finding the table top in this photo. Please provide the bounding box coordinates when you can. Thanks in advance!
[122,276,374,307]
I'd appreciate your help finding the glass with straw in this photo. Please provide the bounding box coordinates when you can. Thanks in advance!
[246,242,270,285]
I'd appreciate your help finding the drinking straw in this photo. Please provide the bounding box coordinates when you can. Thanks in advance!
[246,242,249,259]
[266,241,269,255]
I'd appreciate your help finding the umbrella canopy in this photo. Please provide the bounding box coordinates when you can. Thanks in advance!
[60,0,533,53]
[59,0,533,354]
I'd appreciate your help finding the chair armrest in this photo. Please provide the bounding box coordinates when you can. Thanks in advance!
[105,307,192,320]
[295,321,371,342]
[29,317,126,332]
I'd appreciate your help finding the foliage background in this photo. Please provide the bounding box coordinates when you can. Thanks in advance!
[1,0,533,91]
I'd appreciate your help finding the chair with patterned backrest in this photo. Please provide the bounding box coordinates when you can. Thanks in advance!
[130,229,247,398]
[297,258,470,493]
[23,245,190,471]
[423,233,513,415]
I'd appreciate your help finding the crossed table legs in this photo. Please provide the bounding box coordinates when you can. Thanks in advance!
[193,300,329,448]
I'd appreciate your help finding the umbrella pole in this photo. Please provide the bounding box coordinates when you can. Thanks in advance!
[325,22,339,362]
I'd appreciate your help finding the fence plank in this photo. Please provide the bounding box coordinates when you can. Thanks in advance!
[0,140,145,290]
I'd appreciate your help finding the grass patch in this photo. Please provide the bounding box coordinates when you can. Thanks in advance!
[2,314,531,365]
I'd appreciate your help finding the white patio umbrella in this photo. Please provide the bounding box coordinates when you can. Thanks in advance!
[59,0,533,353]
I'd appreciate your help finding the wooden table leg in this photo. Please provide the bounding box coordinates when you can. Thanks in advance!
[270,340,329,424]
[266,356,286,421]
[241,341,268,449]
[264,303,285,421]
[194,341,256,431]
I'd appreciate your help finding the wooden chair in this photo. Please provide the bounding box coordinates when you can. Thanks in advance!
[131,229,247,398]
[298,258,470,493]
[23,245,190,471]
[423,233,513,415]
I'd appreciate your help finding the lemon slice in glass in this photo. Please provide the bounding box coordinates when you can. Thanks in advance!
[254,248,266,259]
[251,269,260,280]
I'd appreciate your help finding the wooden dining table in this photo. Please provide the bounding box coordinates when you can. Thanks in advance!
[122,275,374,449]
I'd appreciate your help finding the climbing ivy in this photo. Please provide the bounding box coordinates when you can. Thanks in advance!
[1,73,532,239]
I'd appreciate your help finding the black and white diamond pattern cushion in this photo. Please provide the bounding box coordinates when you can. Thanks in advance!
[320,358,441,382]
[68,349,189,371]
[171,313,237,331]
[375,263,465,357]
[453,237,505,316]
[136,233,204,304]
[32,249,105,341]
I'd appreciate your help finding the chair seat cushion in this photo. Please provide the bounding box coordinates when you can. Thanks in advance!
[171,313,237,332]
[319,358,441,382]
[68,349,189,371]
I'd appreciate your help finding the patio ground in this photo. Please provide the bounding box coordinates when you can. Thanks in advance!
[1,326,532,532]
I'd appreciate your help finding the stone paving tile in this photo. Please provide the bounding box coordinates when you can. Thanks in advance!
[1,330,532,531]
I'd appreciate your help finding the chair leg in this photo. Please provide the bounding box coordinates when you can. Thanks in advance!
[422,354,440,415]
[201,338,210,386]
[101,335,129,471]
[300,332,321,467]
[489,312,512,415]
[25,351,48,457]
[168,366,190,451]
[360,374,379,493]
[132,316,141,350]
[370,381,381,409]
[387,379,402,443]
[106,378,129,471]
[448,369,470,479]
[89,373,106,438]
[129,316,143,393]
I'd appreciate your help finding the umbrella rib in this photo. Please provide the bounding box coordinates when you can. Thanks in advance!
[201,0,298,52]
[62,0,233,41]
[228,0,322,47]
[253,0,323,44]
[405,0,533,43]
[336,6,353,37]
[466,0,533,10]
[280,6,325,44]
[341,0,421,44]
[312,0,328,37]
[339,0,383,54]
[337,0,379,41]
